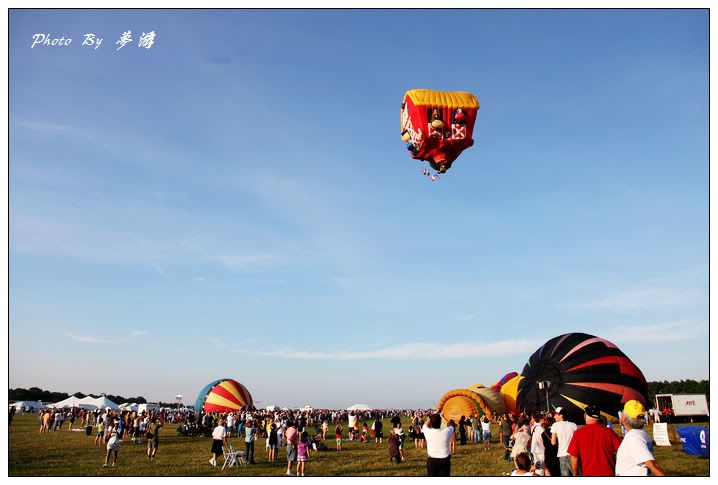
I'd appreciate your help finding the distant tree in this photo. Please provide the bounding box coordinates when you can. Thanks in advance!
[647,380,709,404]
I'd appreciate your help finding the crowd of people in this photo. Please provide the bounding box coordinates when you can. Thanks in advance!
[15,401,666,476]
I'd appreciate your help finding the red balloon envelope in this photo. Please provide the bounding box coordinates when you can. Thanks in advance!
[194,378,254,414]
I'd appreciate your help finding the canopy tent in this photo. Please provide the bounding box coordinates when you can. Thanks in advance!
[93,396,120,410]
[346,404,372,411]
[49,396,85,409]
[120,402,139,412]
[10,401,44,411]
[265,405,280,411]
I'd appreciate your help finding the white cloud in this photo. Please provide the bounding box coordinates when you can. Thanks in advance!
[65,330,149,343]
[15,120,89,135]
[64,333,118,344]
[210,253,288,273]
[237,339,536,361]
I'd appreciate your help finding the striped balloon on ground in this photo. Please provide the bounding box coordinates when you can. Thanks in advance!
[194,378,254,414]
[436,384,506,423]
[516,333,648,424]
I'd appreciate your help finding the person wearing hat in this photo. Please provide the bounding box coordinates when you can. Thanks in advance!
[550,407,577,476]
[566,404,621,476]
[615,400,666,476]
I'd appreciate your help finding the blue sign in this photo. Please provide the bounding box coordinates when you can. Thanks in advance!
[677,426,709,457]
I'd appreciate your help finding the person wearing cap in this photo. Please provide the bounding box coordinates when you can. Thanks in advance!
[550,407,577,476]
[567,404,622,476]
[615,400,666,476]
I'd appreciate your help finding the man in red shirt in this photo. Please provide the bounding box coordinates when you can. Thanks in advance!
[567,404,622,476]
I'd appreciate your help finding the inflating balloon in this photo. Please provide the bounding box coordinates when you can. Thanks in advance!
[491,372,520,393]
[437,384,506,423]
[401,89,479,175]
[515,333,648,424]
[194,378,254,414]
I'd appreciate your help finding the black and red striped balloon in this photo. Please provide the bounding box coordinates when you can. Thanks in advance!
[516,333,648,424]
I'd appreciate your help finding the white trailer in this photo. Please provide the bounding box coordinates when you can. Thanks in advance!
[655,394,709,416]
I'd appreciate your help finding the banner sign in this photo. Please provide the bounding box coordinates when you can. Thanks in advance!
[677,426,709,457]
[652,423,671,446]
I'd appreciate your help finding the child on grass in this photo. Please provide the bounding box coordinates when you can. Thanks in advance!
[297,431,311,476]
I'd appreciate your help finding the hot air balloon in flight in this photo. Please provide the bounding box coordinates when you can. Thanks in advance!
[194,378,254,414]
[401,89,480,175]
[515,333,648,424]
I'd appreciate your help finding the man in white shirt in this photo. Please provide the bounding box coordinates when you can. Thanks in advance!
[422,412,454,476]
[530,413,545,471]
[616,400,665,476]
[347,413,356,441]
[550,407,577,476]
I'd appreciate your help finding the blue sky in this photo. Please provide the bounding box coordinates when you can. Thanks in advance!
[9,9,708,408]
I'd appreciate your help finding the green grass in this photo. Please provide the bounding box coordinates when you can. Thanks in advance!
[8,415,709,476]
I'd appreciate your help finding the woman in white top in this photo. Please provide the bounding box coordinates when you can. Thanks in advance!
[103,420,121,467]
[510,419,531,459]
[209,419,227,467]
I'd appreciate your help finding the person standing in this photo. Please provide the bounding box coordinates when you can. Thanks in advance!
[422,412,454,476]
[296,431,311,476]
[374,416,384,443]
[458,416,467,445]
[388,429,402,464]
[335,422,343,451]
[244,419,256,464]
[103,419,121,468]
[530,413,545,472]
[209,418,227,467]
[567,404,622,476]
[473,414,482,444]
[347,413,356,441]
[499,414,512,459]
[95,418,105,446]
[616,400,666,476]
[285,420,298,476]
[481,415,492,450]
[541,415,560,477]
[146,416,162,461]
[550,407,577,476]
[268,423,278,463]
[393,422,406,461]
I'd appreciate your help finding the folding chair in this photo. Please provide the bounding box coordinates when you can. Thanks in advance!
[222,444,246,469]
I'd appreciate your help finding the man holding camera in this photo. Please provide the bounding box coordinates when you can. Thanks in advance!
[422,412,454,476]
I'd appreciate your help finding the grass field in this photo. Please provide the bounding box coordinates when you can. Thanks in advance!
[8,414,710,477]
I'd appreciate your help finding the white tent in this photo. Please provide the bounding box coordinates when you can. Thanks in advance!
[346,404,372,411]
[93,396,120,411]
[265,405,280,411]
[49,396,85,408]
[120,402,139,412]
[10,401,44,411]
[77,396,100,410]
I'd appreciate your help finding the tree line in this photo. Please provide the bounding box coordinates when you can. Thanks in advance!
[10,380,709,409]
[8,387,148,406]
[647,380,709,404]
